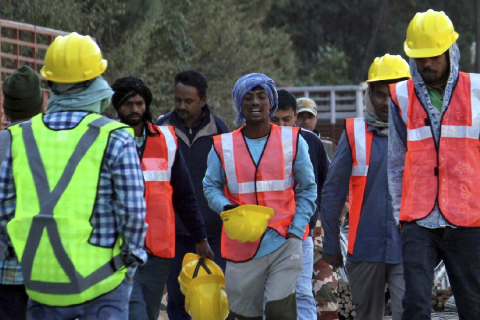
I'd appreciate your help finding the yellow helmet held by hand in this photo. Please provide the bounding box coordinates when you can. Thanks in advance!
[40,32,107,83]
[404,9,459,58]
[367,54,411,83]
[178,253,225,295]
[178,253,229,320]
[220,205,274,243]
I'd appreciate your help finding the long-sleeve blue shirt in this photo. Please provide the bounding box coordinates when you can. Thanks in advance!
[321,124,402,264]
[203,132,316,259]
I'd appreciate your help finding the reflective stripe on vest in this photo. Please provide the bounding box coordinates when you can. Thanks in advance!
[213,125,300,262]
[390,73,480,226]
[345,118,373,255]
[142,125,177,258]
[7,114,131,306]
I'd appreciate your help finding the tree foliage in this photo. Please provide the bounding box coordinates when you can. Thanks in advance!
[265,0,476,84]
[1,0,477,123]
[1,0,297,126]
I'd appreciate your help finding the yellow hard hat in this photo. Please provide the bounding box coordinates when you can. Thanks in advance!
[185,275,229,320]
[367,54,411,83]
[220,205,274,243]
[178,254,229,320]
[404,9,459,58]
[40,32,107,83]
[178,253,225,296]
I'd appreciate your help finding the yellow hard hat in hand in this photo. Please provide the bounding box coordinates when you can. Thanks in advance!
[220,205,274,243]
[178,253,229,320]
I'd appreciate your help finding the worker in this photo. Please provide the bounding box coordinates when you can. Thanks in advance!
[0,66,43,320]
[111,76,213,320]
[271,89,336,320]
[389,9,480,319]
[0,32,147,319]
[296,98,335,159]
[156,70,229,319]
[203,73,317,319]
[322,54,411,319]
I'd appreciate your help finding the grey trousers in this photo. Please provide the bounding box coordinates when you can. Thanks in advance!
[346,261,404,320]
[129,255,172,320]
[225,238,303,319]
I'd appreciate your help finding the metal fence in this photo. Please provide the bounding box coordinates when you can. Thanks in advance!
[282,84,368,124]
[0,19,67,127]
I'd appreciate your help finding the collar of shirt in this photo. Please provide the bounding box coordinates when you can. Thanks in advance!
[134,127,146,150]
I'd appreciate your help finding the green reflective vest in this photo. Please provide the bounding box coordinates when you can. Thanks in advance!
[7,113,133,306]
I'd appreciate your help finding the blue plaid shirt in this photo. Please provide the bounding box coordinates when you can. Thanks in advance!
[0,111,147,283]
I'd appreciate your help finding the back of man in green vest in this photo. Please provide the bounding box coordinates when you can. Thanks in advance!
[0,32,147,319]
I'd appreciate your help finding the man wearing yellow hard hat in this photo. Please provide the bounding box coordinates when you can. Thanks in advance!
[321,54,410,320]
[203,73,317,319]
[0,32,147,318]
[389,10,480,319]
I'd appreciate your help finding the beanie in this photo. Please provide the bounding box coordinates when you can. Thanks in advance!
[2,65,43,120]
[111,76,152,110]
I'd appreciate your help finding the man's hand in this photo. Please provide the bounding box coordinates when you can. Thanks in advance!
[196,239,214,260]
[286,232,302,240]
[322,253,344,270]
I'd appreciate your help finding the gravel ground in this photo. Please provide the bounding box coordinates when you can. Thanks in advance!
[384,312,459,320]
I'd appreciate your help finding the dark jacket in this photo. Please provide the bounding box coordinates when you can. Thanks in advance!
[299,128,330,231]
[156,104,229,237]
[321,125,402,264]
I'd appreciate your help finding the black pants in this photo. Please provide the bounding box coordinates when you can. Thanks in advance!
[0,283,28,320]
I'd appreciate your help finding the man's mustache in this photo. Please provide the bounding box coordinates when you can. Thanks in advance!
[127,112,142,118]
[421,67,436,74]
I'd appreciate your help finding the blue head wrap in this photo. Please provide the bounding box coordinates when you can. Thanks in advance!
[232,73,278,126]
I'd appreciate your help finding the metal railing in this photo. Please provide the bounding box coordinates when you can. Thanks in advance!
[0,19,68,127]
[282,83,368,124]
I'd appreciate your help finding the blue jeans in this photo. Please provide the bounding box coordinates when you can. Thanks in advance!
[401,223,480,320]
[166,234,225,320]
[296,236,316,320]
[129,254,172,320]
[26,277,130,320]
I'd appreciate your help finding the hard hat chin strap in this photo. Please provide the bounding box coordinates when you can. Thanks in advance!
[192,258,212,279]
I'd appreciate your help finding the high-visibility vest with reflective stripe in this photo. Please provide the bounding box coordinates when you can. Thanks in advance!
[142,124,177,258]
[213,125,301,262]
[345,118,373,255]
[390,73,480,226]
[7,113,133,306]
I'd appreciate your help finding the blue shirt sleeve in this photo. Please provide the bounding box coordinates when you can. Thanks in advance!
[288,135,317,238]
[388,100,407,225]
[320,132,351,255]
[203,146,232,214]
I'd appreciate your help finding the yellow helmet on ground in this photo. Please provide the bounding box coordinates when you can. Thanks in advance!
[40,32,107,83]
[404,9,459,58]
[220,205,274,243]
[367,54,411,83]
[178,254,229,320]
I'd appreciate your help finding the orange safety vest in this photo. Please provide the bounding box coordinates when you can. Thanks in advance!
[213,125,305,262]
[142,124,177,258]
[345,118,373,255]
[390,72,480,226]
